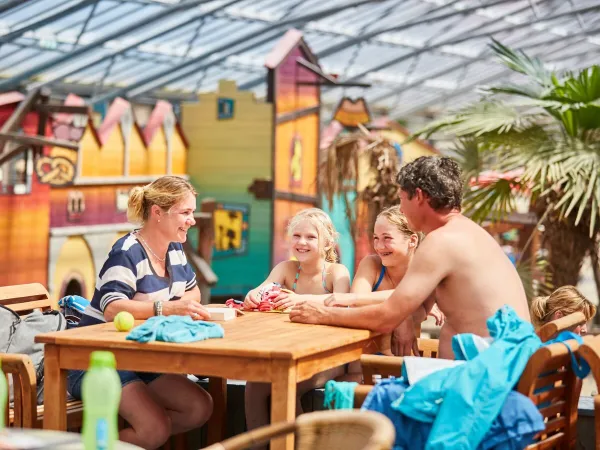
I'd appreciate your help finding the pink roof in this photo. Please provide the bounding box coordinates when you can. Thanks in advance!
[0,91,25,107]
[96,97,132,145]
[264,29,318,69]
[143,100,172,146]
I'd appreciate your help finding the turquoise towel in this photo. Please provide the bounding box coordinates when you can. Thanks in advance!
[126,315,224,343]
[323,380,358,410]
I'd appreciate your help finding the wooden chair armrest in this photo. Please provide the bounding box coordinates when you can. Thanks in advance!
[1,353,37,428]
[537,311,586,342]
[361,354,403,385]
[354,385,373,408]
[203,421,295,450]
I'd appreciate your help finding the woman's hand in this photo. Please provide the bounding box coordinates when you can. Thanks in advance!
[243,289,260,310]
[428,304,445,326]
[273,292,301,311]
[163,299,211,320]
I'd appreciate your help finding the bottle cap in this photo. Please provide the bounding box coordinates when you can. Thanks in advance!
[89,351,116,369]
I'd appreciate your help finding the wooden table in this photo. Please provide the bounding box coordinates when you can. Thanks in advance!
[36,312,384,450]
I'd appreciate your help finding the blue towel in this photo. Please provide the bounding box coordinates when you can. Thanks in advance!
[362,377,545,450]
[126,315,224,343]
[393,305,542,450]
[323,380,358,410]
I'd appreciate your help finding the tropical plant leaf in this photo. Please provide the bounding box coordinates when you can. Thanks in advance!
[489,39,553,88]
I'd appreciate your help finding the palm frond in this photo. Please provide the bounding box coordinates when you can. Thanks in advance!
[486,83,546,99]
[462,177,523,224]
[411,102,541,140]
[490,39,553,87]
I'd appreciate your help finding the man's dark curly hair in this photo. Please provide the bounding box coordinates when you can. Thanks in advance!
[396,156,463,211]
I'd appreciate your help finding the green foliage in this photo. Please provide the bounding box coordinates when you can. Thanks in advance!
[412,40,600,239]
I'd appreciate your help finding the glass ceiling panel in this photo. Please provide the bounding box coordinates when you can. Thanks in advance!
[0,0,598,120]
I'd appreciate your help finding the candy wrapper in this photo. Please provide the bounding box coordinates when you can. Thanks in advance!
[226,282,289,313]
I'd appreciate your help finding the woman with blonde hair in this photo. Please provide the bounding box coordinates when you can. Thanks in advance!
[67,176,213,449]
[530,285,596,335]
[243,207,350,442]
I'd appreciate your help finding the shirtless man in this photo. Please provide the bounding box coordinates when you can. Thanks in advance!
[290,156,531,359]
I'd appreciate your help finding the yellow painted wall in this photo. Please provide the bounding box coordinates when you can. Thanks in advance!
[80,123,124,177]
[146,126,168,175]
[171,130,187,175]
[128,126,150,176]
[52,236,96,302]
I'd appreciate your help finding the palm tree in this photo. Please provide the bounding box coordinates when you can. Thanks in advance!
[411,40,600,290]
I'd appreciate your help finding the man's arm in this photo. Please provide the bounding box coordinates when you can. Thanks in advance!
[291,234,450,332]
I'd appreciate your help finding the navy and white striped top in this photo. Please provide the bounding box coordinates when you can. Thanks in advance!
[79,232,197,327]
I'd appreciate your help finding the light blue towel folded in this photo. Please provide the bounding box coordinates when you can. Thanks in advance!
[126,315,224,343]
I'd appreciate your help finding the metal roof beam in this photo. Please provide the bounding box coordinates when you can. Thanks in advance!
[238,0,518,91]
[367,29,586,105]
[0,0,99,46]
[0,0,220,91]
[89,0,382,104]
[392,39,595,118]
[337,2,600,88]
[27,0,246,90]
[0,0,35,16]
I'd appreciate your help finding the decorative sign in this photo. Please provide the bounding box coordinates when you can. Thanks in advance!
[35,155,75,186]
[116,188,131,212]
[290,135,302,187]
[333,97,371,127]
[213,203,250,258]
[217,98,235,120]
[67,190,85,222]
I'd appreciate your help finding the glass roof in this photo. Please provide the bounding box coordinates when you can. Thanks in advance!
[1,0,599,119]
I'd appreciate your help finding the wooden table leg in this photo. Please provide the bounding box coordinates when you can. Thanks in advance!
[43,344,67,430]
[206,377,227,445]
[270,360,297,450]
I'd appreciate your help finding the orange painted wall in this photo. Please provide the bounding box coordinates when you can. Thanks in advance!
[0,109,50,287]
[274,114,319,196]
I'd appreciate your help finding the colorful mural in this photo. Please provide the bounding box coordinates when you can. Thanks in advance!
[0,93,191,302]
[321,108,441,275]
[269,29,320,265]
[182,80,272,297]
[182,30,325,297]
[0,94,51,287]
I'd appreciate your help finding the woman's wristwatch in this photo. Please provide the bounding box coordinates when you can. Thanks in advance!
[153,300,163,316]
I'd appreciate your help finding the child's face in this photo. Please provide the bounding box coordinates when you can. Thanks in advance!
[290,220,321,263]
[373,217,414,267]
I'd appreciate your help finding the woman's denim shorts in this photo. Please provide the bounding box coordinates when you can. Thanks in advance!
[67,369,163,400]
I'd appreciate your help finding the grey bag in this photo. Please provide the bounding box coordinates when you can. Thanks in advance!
[0,304,66,404]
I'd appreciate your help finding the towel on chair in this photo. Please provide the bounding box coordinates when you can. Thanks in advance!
[126,315,224,343]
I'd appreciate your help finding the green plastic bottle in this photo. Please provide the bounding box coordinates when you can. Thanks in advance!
[0,360,7,430]
[82,351,121,450]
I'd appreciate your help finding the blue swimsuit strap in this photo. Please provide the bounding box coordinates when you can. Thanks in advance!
[292,263,331,293]
[545,331,590,379]
[372,265,386,291]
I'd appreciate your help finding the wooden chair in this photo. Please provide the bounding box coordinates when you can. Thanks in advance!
[0,283,83,429]
[536,311,587,342]
[362,312,587,384]
[355,337,590,449]
[575,335,600,450]
[203,410,395,450]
